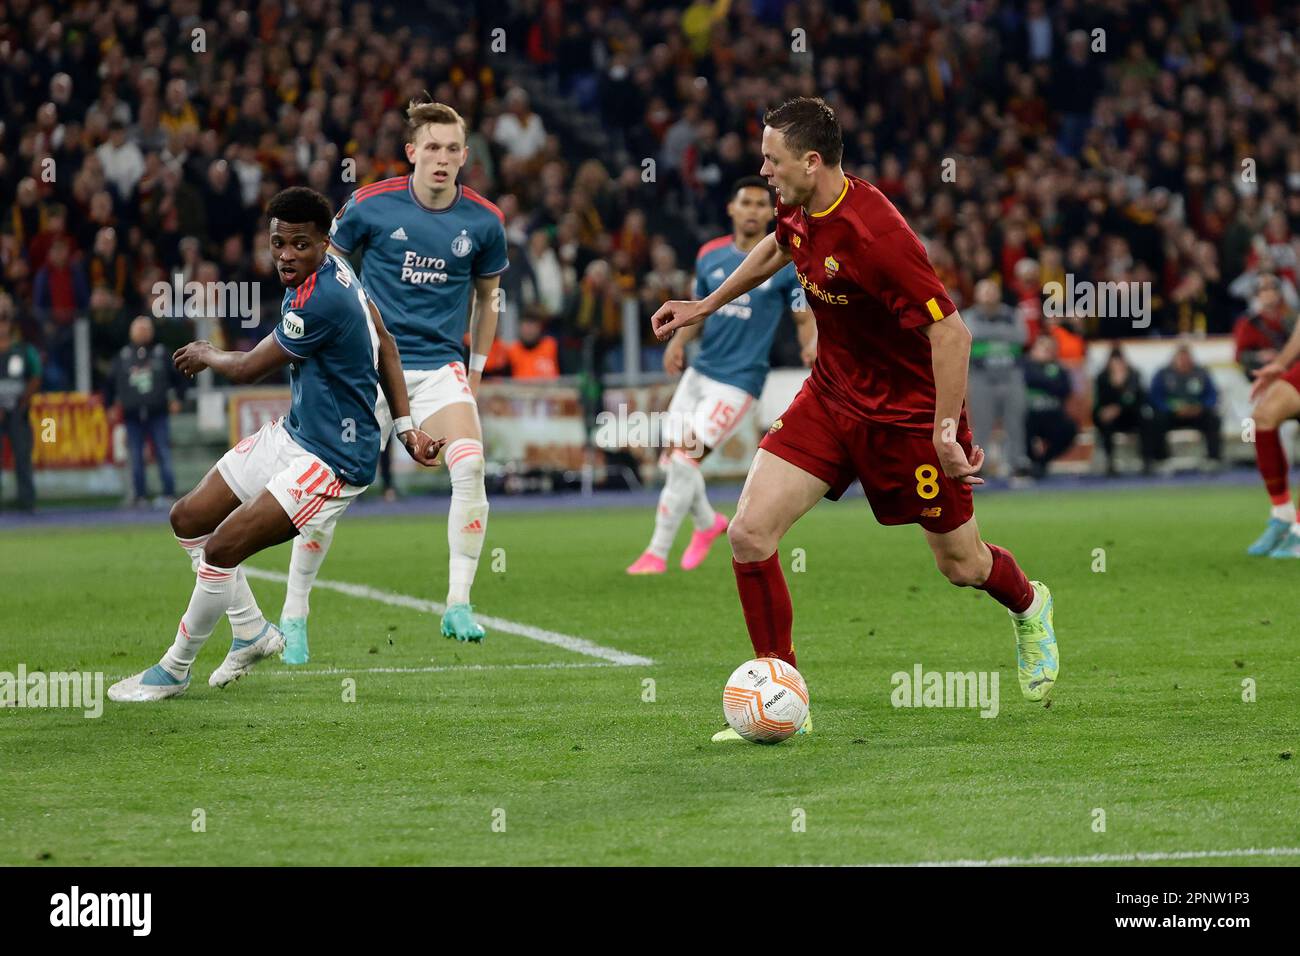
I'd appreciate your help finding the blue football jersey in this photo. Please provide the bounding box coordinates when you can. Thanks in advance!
[329,176,509,370]
[690,236,802,398]
[273,253,381,487]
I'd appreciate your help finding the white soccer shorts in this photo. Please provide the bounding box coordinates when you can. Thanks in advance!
[663,366,756,454]
[216,417,366,536]
[373,361,477,449]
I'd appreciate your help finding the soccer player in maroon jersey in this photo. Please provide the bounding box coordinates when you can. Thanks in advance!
[1244,314,1300,556]
[651,98,1059,738]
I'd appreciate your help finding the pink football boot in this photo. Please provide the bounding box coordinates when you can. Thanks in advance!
[680,513,729,570]
[626,551,667,575]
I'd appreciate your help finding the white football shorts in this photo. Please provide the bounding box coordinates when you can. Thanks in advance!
[216,416,366,537]
[663,366,755,453]
[373,361,477,449]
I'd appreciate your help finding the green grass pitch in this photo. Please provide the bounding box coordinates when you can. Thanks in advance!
[1,485,1297,866]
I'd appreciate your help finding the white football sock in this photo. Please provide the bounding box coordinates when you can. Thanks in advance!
[161,559,238,677]
[444,438,488,606]
[1271,502,1297,524]
[178,533,267,636]
[649,452,700,559]
[283,523,335,619]
[226,568,267,641]
[687,457,716,531]
[175,534,209,572]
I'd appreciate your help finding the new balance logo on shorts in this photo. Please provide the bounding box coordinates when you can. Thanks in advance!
[920,506,942,518]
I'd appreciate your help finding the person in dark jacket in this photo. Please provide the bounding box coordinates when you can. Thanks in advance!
[1023,333,1078,479]
[0,305,42,512]
[1150,342,1222,464]
[1093,346,1156,475]
[109,316,186,506]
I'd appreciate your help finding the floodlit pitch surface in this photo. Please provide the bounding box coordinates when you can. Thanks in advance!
[2,485,1296,866]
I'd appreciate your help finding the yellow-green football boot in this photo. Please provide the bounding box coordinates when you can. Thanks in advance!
[1013,581,1058,702]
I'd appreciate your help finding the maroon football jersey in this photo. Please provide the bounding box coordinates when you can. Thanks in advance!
[773,173,958,432]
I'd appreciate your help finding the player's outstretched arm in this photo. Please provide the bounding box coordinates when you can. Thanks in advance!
[367,298,445,466]
[173,334,294,384]
[652,233,792,340]
[925,311,984,485]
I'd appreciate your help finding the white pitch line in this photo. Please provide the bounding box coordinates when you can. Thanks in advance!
[853,847,1300,867]
[263,661,619,677]
[243,567,654,666]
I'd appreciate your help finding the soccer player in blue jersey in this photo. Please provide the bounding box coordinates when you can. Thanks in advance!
[627,176,815,575]
[108,188,443,702]
[276,98,508,659]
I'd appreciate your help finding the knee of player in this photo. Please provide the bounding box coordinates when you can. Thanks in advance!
[1253,405,1281,431]
[727,517,770,561]
[201,532,240,569]
[169,496,201,538]
[445,439,485,483]
[935,553,982,587]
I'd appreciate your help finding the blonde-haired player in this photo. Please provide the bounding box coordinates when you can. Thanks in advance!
[279,97,508,659]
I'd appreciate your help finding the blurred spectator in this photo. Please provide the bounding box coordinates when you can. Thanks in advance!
[1023,334,1077,479]
[27,204,78,274]
[523,228,568,316]
[96,120,145,200]
[508,309,560,380]
[32,237,89,345]
[1233,273,1293,381]
[493,88,546,162]
[964,279,1029,477]
[564,259,623,371]
[108,316,184,507]
[1150,343,1222,466]
[1092,346,1155,476]
[0,302,40,512]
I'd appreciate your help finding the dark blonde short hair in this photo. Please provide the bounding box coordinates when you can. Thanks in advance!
[406,97,468,145]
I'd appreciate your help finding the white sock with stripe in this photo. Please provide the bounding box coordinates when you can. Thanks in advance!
[687,460,716,531]
[177,533,267,636]
[175,534,208,572]
[284,523,335,619]
[445,438,488,606]
[161,559,238,678]
[648,452,701,559]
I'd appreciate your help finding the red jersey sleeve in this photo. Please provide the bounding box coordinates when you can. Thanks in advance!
[773,202,794,250]
[857,228,956,330]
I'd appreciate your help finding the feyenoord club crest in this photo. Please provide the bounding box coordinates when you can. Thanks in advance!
[451,230,473,257]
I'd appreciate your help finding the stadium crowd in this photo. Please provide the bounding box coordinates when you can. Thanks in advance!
[1,0,1297,498]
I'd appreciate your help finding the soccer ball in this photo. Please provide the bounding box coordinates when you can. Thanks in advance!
[722,658,810,743]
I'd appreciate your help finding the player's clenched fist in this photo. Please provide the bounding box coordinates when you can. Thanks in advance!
[173,341,215,377]
[401,429,446,466]
[651,300,709,340]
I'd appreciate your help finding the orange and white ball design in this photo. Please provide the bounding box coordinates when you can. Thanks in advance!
[722,658,810,743]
